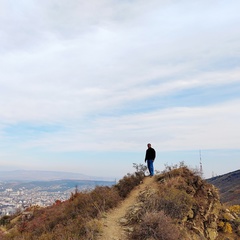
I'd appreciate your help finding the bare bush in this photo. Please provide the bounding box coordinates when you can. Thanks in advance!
[158,187,193,220]
[115,172,144,198]
[133,163,148,177]
[131,211,180,240]
[90,186,121,213]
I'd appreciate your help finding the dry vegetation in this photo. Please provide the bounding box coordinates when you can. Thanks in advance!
[131,211,180,240]
[124,163,240,240]
[0,163,239,240]
[0,164,145,240]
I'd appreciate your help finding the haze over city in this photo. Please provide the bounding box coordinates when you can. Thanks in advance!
[0,0,239,179]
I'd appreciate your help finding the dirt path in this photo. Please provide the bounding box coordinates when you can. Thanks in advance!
[97,176,157,240]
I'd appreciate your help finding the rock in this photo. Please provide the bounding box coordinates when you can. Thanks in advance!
[119,217,128,225]
[122,226,134,232]
[188,209,194,219]
[206,227,218,240]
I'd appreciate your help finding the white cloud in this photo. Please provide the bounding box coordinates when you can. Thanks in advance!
[0,0,239,176]
[16,98,240,154]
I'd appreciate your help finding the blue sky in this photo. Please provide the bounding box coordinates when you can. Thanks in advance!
[0,0,240,179]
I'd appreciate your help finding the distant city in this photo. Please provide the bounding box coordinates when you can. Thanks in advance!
[0,170,116,216]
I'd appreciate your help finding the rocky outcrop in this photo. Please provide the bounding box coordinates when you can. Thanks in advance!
[122,167,223,240]
[183,183,221,240]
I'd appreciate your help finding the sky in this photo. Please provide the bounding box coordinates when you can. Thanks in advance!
[0,0,240,179]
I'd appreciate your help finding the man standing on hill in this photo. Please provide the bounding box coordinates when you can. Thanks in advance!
[145,143,156,176]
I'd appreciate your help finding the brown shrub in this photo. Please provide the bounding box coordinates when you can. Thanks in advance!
[115,173,144,198]
[157,187,193,220]
[131,211,180,240]
[90,186,121,213]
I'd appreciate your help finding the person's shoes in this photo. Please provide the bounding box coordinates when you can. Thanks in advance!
[145,174,154,177]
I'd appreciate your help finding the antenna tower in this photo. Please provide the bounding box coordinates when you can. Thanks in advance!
[199,150,203,176]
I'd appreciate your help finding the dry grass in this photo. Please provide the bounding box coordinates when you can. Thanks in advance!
[131,211,180,240]
[0,167,145,240]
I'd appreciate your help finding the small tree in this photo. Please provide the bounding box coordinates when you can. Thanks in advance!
[133,163,147,176]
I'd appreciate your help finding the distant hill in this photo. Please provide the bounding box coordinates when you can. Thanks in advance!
[0,170,114,182]
[0,179,116,192]
[207,169,240,205]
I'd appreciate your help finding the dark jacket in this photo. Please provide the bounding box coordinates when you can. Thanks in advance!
[145,147,156,161]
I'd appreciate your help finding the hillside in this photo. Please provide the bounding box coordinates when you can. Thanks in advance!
[0,179,115,192]
[97,176,159,240]
[1,165,239,240]
[0,170,112,181]
[207,169,240,205]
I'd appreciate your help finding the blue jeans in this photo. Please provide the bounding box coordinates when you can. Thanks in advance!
[147,160,154,176]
